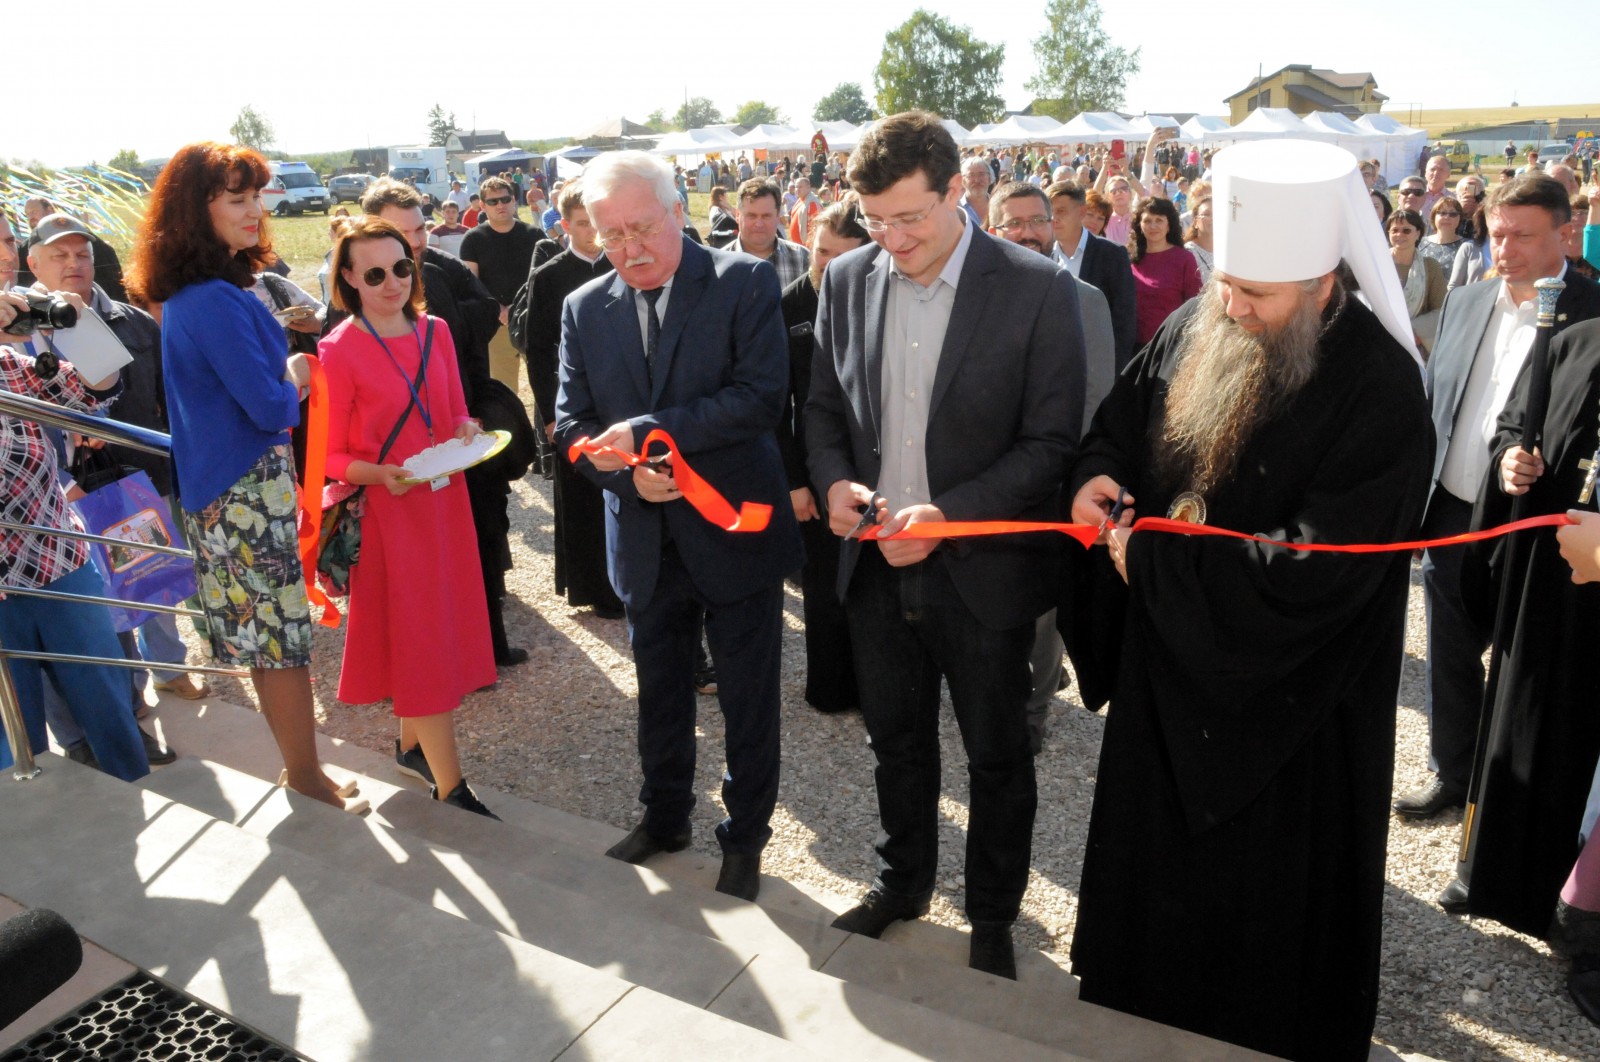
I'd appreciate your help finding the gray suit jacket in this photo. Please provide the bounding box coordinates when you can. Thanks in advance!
[1426,270,1600,509]
[804,225,1085,630]
[1072,276,1115,437]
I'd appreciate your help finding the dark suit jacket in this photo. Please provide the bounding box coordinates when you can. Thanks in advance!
[1426,269,1600,511]
[554,237,802,611]
[804,225,1084,630]
[1079,234,1138,370]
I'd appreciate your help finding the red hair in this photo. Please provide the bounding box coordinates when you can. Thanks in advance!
[126,141,277,304]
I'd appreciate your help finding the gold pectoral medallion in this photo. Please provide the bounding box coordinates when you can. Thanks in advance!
[1167,491,1208,524]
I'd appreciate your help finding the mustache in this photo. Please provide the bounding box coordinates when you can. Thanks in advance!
[623,253,656,268]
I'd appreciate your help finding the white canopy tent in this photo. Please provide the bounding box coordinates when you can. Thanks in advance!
[1355,114,1429,185]
[649,127,745,157]
[1300,112,1393,169]
[939,119,972,147]
[812,121,861,152]
[1125,114,1182,135]
[463,148,541,186]
[1219,108,1338,142]
[970,114,1068,147]
[1053,111,1138,144]
[1179,115,1233,146]
[734,124,813,152]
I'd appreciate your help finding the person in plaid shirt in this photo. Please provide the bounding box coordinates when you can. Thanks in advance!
[0,289,149,781]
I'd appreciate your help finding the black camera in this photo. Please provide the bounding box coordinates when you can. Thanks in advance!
[4,292,78,336]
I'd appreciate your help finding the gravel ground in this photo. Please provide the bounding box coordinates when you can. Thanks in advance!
[193,464,1594,1062]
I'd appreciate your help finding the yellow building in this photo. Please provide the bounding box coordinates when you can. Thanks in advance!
[1225,65,1386,124]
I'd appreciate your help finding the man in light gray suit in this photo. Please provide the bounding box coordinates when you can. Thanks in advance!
[987,180,1116,752]
[1401,174,1600,854]
[805,112,1084,978]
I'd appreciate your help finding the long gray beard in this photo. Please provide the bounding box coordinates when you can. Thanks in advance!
[1157,283,1327,495]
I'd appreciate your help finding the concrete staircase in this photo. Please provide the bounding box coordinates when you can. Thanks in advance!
[0,694,1283,1061]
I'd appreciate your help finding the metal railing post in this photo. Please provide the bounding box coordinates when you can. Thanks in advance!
[0,634,40,781]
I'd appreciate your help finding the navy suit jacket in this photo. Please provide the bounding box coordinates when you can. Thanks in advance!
[1425,270,1600,511]
[804,225,1084,631]
[1079,234,1138,371]
[554,237,803,611]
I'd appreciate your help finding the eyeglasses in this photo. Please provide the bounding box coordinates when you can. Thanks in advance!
[859,194,945,234]
[1399,188,1425,196]
[359,258,416,286]
[482,195,515,206]
[995,216,1052,234]
[1437,211,1462,218]
[596,209,669,252]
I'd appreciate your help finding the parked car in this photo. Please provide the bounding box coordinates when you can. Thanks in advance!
[328,174,374,204]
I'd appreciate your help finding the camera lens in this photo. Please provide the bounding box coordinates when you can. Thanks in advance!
[43,297,77,330]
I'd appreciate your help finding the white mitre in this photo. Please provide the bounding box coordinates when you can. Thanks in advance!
[1211,139,1422,368]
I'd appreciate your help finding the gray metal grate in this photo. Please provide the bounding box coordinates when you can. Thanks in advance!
[1,971,302,1061]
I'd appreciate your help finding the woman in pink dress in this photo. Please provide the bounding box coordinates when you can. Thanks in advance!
[321,216,498,817]
[1127,196,1202,347]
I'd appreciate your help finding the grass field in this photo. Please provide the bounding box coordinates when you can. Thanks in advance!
[1401,103,1600,139]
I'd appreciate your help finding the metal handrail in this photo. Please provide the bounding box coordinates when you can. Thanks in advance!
[0,389,250,782]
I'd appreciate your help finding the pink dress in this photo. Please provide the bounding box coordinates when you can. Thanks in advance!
[320,316,496,717]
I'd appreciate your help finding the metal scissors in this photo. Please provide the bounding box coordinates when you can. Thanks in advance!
[848,493,888,539]
[1098,487,1130,538]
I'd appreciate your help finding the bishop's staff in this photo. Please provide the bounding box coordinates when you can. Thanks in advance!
[1458,275,1566,873]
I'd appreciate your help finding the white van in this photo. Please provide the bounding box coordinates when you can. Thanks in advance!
[265,161,329,216]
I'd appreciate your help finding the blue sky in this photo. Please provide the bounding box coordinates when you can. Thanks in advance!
[21,0,1592,166]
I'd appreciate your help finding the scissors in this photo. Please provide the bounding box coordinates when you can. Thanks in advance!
[848,493,888,539]
[1098,487,1130,538]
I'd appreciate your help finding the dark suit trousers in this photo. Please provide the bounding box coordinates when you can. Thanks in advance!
[628,543,782,855]
[846,547,1037,922]
[799,517,859,712]
[1422,491,1487,791]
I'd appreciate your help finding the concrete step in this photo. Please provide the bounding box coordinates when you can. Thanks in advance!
[144,699,1277,1061]
[0,755,814,1062]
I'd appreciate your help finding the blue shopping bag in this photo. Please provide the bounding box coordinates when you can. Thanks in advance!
[73,470,198,632]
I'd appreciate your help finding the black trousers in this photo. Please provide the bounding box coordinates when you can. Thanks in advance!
[627,545,783,855]
[1420,490,1487,792]
[798,516,858,711]
[846,547,1036,921]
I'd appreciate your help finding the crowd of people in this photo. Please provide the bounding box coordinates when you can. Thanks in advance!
[5,112,1600,1062]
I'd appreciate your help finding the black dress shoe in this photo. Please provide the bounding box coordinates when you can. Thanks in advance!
[139,726,176,766]
[831,887,931,938]
[1570,957,1600,1027]
[969,921,1017,980]
[1438,876,1470,913]
[605,823,691,865]
[495,646,530,667]
[1549,899,1600,958]
[1393,777,1466,819]
[715,851,761,901]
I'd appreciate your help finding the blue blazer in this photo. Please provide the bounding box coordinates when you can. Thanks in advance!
[804,226,1084,630]
[554,237,803,611]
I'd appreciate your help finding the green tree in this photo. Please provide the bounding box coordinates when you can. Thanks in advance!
[229,106,275,151]
[874,10,1004,128]
[107,148,141,172]
[646,108,671,131]
[1024,0,1140,120]
[732,100,785,127]
[813,83,874,124]
[427,104,458,147]
[673,96,723,131]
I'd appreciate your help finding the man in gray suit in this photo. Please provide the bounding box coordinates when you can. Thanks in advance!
[987,180,1116,753]
[1401,173,1600,843]
[805,111,1084,977]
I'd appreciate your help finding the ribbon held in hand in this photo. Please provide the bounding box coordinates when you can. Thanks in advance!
[567,428,772,533]
[296,357,341,627]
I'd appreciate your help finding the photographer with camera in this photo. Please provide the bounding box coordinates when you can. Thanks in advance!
[0,288,150,782]
[27,215,196,754]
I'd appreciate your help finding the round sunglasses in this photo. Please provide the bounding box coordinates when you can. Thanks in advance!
[358,258,416,287]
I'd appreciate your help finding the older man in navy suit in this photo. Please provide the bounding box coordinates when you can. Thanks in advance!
[555,152,802,902]
[806,112,1084,977]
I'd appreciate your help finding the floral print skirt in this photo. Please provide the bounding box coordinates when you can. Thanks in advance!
[183,443,312,669]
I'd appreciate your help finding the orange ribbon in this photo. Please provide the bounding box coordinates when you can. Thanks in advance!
[297,358,341,627]
[567,429,772,532]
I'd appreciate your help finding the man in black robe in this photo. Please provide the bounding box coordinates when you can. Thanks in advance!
[524,179,623,617]
[1065,141,1433,1062]
[1461,315,1600,938]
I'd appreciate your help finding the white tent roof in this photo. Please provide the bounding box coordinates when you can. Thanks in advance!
[734,124,813,152]
[940,120,972,147]
[971,114,1067,147]
[1356,113,1424,137]
[1179,115,1233,145]
[1055,111,1138,144]
[812,121,861,152]
[1354,114,1429,189]
[1224,108,1336,141]
[649,127,744,156]
[1125,114,1181,134]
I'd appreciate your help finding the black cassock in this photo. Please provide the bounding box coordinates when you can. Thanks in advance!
[1065,296,1431,1062]
[1463,317,1600,937]
[528,248,623,612]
